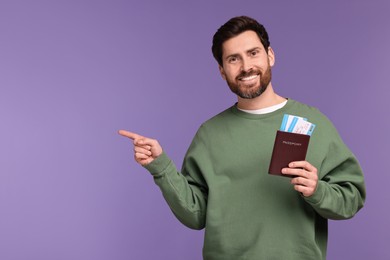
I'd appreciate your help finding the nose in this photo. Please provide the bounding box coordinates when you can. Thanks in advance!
[241,57,253,72]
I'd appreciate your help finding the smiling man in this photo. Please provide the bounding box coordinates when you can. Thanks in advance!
[217,29,285,111]
[219,30,274,100]
[119,16,366,260]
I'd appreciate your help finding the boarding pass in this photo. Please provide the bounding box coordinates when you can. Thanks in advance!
[280,114,316,136]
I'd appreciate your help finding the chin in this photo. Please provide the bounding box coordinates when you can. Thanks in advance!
[238,85,267,99]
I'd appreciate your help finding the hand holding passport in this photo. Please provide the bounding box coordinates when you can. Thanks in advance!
[268,114,316,177]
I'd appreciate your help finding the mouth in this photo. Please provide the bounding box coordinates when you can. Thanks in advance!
[238,74,260,84]
[239,74,259,81]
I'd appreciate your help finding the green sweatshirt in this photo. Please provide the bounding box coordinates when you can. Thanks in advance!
[144,99,366,260]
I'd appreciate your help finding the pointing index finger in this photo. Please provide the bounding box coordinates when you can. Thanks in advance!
[118,130,142,140]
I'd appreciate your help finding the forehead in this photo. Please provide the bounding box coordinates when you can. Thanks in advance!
[222,30,264,57]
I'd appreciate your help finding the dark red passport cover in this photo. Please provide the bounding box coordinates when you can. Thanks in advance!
[268,130,310,176]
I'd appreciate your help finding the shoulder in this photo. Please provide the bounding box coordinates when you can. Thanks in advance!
[191,105,236,141]
[288,99,335,129]
[288,99,322,117]
[288,99,342,144]
[200,105,236,128]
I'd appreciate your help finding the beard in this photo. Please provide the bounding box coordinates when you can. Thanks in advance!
[226,64,272,99]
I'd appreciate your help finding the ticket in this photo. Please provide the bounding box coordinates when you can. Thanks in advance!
[280,114,315,135]
[280,114,307,132]
[292,119,316,136]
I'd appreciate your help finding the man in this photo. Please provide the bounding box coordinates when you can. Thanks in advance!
[119,16,365,260]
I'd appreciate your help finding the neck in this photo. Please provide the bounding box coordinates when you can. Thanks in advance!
[236,83,286,110]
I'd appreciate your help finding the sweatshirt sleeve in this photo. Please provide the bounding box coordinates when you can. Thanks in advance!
[144,128,210,230]
[304,128,366,220]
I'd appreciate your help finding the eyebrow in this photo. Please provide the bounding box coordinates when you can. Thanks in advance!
[246,47,261,54]
[225,47,262,61]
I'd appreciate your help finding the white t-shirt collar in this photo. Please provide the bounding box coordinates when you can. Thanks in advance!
[237,100,288,114]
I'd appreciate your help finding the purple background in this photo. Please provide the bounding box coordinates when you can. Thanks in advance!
[1,1,389,259]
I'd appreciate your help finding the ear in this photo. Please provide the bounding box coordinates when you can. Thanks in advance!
[267,47,275,67]
[219,65,226,80]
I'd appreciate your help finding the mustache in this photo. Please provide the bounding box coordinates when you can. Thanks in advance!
[236,69,261,80]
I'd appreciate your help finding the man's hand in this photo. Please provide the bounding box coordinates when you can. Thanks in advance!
[282,161,318,197]
[118,130,163,166]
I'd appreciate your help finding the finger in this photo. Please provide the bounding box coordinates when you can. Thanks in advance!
[282,168,307,178]
[135,152,150,160]
[134,156,151,166]
[291,177,315,187]
[136,138,157,147]
[134,146,152,156]
[294,183,316,197]
[293,185,311,195]
[135,144,151,151]
[288,161,315,172]
[138,158,153,166]
[118,130,143,140]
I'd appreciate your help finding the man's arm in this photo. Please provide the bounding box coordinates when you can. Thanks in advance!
[119,130,208,229]
[282,139,365,220]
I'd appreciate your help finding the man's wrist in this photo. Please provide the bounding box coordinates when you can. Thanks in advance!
[143,151,171,176]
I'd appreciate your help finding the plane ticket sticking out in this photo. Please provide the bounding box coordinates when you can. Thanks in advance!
[280,114,316,136]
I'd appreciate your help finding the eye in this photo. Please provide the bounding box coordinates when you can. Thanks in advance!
[250,50,259,56]
[228,56,239,63]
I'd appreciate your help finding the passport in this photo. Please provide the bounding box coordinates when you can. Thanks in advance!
[268,130,310,177]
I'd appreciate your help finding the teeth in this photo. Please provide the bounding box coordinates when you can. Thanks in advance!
[241,75,258,81]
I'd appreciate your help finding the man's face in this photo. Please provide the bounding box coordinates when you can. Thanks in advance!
[219,30,275,99]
